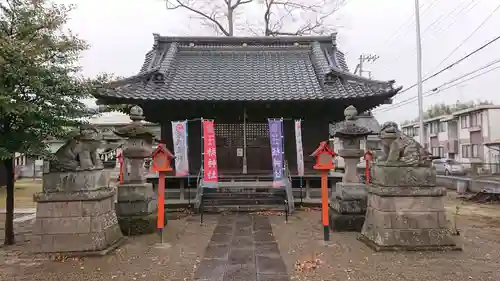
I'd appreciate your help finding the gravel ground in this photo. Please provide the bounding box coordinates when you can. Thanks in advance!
[271,196,500,281]
[0,215,217,281]
[1,193,500,281]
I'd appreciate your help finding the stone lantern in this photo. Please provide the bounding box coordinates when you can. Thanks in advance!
[114,105,159,235]
[329,105,373,232]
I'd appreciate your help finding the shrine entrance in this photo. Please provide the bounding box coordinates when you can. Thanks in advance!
[215,123,272,175]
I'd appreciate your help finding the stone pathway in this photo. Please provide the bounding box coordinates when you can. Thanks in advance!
[195,214,290,281]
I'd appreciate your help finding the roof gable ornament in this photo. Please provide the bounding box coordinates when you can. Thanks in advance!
[330,32,338,46]
[153,33,160,48]
[151,72,165,83]
[325,73,336,83]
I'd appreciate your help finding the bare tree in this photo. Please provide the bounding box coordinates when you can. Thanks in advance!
[165,0,345,36]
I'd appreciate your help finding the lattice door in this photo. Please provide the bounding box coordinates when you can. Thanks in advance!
[214,123,272,174]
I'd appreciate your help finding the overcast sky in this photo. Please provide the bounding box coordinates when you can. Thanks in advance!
[56,0,500,124]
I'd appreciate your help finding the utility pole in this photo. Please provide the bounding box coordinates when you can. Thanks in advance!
[356,54,379,77]
[414,0,425,145]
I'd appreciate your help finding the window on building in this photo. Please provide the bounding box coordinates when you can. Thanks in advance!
[461,115,469,128]
[429,122,439,134]
[431,147,439,156]
[439,122,446,132]
[439,147,444,157]
[461,145,470,158]
[470,112,482,127]
[471,144,479,158]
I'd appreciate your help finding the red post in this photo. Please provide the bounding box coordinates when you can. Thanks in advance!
[320,170,329,240]
[364,151,372,184]
[157,172,166,230]
[151,143,174,236]
[119,163,124,184]
[311,141,335,242]
[117,152,124,184]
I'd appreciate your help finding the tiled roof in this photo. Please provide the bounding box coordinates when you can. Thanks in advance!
[97,34,401,102]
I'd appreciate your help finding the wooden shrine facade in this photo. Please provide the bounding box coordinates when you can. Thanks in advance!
[94,34,402,178]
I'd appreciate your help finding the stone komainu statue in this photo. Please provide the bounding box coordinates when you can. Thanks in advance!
[50,124,104,172]
[378,121,431,167]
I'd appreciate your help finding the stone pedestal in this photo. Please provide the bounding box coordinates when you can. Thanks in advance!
[32,187,123,255]
[329,182,367,231]
[359,165,461,251]
[329,143,368,232]
[43,169,110,192]
[116,182,160,235]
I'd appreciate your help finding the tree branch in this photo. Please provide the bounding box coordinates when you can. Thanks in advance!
[166,0,230,36]
[263,0,344,36]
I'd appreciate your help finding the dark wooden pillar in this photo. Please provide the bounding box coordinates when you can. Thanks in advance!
[283,120,297,174]
[187,120,202,175]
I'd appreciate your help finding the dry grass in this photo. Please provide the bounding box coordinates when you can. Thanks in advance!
[0,179,42,209]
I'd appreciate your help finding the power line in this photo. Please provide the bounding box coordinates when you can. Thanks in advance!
[431,0,481,39]
[376,0,471,75]
[378,59,500,112]
[425,1,500,76]
[393,34,500,96]
[375,59,500,112]
[377,65,500,112]
[375,0,441,54]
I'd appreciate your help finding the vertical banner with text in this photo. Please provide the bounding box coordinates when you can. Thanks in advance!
[202,120,218,187]
[294,120,305,176]
[171,121,189,176]
[268,119,284,187]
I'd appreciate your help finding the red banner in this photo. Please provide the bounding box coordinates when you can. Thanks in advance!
[203,120,218,185]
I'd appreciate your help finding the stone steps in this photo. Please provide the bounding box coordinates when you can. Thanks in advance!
[199,183,290,213]
[201,205,287,213]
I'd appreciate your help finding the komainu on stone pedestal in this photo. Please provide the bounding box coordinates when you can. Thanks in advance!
[358,122,461,251]
[32,125,123,255]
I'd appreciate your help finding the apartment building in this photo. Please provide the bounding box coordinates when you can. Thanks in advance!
[401,105,500,171]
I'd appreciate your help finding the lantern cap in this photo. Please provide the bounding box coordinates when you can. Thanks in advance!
[310,141,334,157]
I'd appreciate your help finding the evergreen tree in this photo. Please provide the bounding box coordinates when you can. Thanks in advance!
[0,0,110,245]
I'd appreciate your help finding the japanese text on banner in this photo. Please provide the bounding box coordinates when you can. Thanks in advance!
[203,120,218,184]
[172,121,189,176]
[295,120,305,177]
[268,119,284,186]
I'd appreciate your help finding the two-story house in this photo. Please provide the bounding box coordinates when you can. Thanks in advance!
[400,105,500,172]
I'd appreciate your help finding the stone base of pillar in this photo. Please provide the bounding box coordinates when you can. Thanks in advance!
[32,187,123,256]
[359,185,461,252]
[117,212,166,236]
[329,182,367,232]
[329,207,365,232]
[116,182,158,236]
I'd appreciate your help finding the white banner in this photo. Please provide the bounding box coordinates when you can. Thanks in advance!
[172,121,189,176]
[295,120,305,176]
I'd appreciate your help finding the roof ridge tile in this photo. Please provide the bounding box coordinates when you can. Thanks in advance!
[159,42,179,75]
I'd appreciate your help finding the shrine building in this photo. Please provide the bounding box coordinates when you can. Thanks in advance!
[94,33,401,189]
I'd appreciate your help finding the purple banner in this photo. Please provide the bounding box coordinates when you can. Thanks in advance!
[268,119,284,187]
